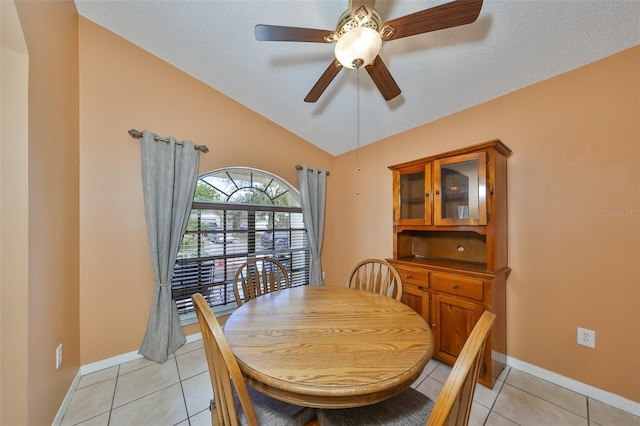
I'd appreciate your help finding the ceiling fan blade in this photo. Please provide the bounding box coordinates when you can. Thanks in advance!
[304,60,343,103]
[255,24,335,43]
[380,0,483,41]
[365,56,401,101]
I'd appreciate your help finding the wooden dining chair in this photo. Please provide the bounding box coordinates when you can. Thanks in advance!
[233,257,291,306]
[346,258,403,301]
[192,293,317,426]
[317,311,496,426]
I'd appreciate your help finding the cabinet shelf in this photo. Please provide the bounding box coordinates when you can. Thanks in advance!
[388,139,511,389]
[393,256,510,277]
[395,224,488,235]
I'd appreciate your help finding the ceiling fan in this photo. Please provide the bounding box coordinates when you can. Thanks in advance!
[255,0,483,103]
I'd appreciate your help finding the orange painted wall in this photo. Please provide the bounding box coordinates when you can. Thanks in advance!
[1,2,30,424]
[7,1,81,424]
[78,18,334,364]
[6,4,636,421]
[327,46,640,402]
[80,15,639,402]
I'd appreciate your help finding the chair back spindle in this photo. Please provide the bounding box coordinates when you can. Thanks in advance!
[234,257,291,306]
[346,258,403,300]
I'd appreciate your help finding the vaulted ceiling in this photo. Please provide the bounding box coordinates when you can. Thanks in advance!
[74,1,639,155]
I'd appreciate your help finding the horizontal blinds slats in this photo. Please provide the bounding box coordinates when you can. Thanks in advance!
[172,206,309,314]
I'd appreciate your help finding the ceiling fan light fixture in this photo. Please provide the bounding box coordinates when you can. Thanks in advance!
[334,27,382,69]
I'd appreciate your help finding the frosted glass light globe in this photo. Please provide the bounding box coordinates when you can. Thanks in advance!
[335,27,382,69]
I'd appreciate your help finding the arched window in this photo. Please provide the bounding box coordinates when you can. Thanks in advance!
[172,167,309,315]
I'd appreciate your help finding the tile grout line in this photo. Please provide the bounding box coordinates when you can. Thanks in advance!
[482,367,515,426]
[174,352,192,425]
[501,381,590,422]
[106,364,120,425]
[66,352,636,426]
[108,358,187,423]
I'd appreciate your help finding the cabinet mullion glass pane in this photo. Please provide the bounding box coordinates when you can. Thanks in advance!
[440,159,479,220]
[400,171,425,220]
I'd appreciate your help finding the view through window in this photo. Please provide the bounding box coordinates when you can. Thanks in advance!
[172,167,309,315]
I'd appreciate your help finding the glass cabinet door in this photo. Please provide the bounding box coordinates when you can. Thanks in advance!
[395,164,431,225]
[434,152,487,225]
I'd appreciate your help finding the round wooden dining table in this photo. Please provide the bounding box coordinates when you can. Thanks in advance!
[223,285,434,408]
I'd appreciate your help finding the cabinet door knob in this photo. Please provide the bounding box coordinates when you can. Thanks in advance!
[431,323,437,328]
[452,284,459,289]
[425,192,430,197]
[435,190,440,195]
[405,274,413,279]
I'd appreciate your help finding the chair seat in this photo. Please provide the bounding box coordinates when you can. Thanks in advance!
[237,386,317,426]
[317,387,435,426]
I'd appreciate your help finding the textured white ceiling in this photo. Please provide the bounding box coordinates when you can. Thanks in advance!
[74,0,639,156]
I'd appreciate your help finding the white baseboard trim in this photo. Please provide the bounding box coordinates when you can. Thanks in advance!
[507,356,640,417]
[79,332,203,375]
[54,333,205,425]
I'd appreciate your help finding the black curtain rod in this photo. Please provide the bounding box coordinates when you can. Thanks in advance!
[296,165,330,176]
[128,129,209,153]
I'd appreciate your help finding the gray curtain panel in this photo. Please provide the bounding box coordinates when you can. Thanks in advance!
[138,130,200,363]
[297,166,327,286]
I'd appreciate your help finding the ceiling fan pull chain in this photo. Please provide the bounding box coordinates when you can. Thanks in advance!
[356,68,361,196]
[356,68,361,173]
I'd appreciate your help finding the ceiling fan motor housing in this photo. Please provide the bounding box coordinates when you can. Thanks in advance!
[336,6,381,36]
[334,6,383,68]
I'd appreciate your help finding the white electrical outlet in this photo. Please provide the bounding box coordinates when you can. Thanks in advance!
[56,344,63,369]
[577,327,595,348]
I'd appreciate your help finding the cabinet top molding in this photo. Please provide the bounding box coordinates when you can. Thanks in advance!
[388,139,512,171]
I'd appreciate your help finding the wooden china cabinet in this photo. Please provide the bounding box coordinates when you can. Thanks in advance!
[388,139,511,389]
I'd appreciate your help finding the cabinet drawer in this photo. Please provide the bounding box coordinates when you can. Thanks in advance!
[395,266,429,288]
[431,273,483,301]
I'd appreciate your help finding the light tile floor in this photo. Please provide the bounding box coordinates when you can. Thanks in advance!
[60,339,640,426]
